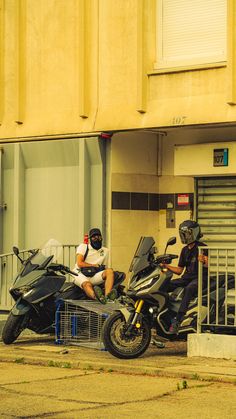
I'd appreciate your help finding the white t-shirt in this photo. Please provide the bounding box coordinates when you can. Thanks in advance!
[75,243,109,268]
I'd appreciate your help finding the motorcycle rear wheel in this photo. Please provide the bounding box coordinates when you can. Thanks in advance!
[2,312,28,344]
[102,312,151,359]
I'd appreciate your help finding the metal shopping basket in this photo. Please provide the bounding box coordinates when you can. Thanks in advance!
[55,299,121,350]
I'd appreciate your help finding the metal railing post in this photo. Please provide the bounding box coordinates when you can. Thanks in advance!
[197,247,203,334]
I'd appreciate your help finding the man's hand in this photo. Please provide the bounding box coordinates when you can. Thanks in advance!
[198,254,208,266]
[159,263,184,276]
[159,262,167,269]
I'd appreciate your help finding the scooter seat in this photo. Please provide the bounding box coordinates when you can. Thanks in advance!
[60,282,75,292]
[59,282,86,300]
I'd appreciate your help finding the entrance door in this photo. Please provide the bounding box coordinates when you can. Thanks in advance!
[0,137,106,253]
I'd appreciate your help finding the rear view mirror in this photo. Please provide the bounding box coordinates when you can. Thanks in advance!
[13,246,19,256]
[167,237,176,246]
[164,237,176,254]
[12,246,24,263]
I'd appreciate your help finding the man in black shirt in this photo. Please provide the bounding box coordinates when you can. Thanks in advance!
[161,220,208,334]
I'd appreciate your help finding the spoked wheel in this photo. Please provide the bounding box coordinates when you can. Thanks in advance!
[2,312,29,344]
[102,312,151,359]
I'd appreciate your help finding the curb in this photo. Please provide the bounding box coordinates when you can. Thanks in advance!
[0,347,235,384]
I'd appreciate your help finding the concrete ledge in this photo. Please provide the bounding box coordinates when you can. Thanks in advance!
[188,333,236,360]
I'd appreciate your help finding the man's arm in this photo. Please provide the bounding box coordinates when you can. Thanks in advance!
[161,263,184,276]
[161,246,184,276]
[76,254,99,268]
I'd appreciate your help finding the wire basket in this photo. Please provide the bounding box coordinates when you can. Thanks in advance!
[55,299,120,350]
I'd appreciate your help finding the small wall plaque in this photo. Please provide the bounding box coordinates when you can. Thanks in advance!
[213,148,228,167]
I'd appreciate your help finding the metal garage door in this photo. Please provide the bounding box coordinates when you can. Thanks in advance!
[196,177,236,247]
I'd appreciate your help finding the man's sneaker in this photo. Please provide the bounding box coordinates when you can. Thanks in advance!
[169,318,180,334]
[94,285,106,304]
[106,288,118,302]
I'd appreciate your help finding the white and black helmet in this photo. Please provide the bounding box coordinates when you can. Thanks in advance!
[179,220,202,245]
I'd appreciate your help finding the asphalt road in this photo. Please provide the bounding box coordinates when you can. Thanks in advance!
[0,360,236,418]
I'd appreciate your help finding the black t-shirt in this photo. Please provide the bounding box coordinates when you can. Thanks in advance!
[178,241,207,280]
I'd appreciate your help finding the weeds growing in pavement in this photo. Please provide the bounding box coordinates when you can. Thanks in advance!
[14,358,25,364]
[191,373,200,380]
[61,362,72,368]
[177,380,188,390]
[48,360,60,367]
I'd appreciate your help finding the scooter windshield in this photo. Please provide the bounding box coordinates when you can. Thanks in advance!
[30,238,63,269]
[40,238,63,263]
[29,252,53,269]
[129,236,155,275]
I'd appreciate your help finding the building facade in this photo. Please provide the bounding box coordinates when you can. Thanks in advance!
[0,0,235,275]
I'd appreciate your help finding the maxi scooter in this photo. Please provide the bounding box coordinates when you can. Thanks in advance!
[102,236,235,359]
[2,245,125,344]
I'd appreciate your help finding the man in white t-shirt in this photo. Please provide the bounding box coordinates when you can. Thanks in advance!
[73,228,116,303]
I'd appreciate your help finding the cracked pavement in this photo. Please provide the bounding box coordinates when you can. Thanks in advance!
[0,362,235,418]
[0,336,235,418]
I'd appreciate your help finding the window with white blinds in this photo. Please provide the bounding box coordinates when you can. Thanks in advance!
[155,0,227,70]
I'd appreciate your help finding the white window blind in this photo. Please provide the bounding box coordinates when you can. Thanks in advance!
[155,0,227,69]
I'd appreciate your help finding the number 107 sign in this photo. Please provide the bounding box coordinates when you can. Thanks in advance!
[213,148,228,167]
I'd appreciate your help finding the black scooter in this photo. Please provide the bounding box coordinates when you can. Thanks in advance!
[2,246,125,344]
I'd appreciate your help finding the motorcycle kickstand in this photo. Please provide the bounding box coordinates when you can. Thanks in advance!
[151,337,165,348]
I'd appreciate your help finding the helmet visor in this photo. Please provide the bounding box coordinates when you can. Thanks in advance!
[179,227,194,244]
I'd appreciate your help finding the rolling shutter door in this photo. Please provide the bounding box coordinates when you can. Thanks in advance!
[196,177,236,247]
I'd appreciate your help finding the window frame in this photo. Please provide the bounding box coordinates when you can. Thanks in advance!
[154,0,227,72]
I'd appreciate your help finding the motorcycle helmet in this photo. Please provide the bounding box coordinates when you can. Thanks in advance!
[89,228,102,239]
[179,220,202,244]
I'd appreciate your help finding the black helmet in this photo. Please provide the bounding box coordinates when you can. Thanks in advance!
[89,228,102,250]
[89,228,102,239]
[179,220,202,244]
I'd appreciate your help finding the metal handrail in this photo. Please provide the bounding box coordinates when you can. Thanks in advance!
[197,246,236,333]
[0,245,78,311]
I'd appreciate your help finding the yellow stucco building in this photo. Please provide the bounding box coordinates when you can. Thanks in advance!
[0,0,236,275]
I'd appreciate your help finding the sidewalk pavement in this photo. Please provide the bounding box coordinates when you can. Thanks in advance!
[0,334,235,384]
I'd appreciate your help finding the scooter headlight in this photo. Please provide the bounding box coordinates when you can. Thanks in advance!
[23,289,34,297]
[13,286,32,295]
[134,276,158,291]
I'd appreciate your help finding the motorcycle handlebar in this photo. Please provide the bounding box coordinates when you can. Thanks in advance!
[155,254,178,265]
[64,266,77,276]
[48,263,76,276]
[29,249,39,255]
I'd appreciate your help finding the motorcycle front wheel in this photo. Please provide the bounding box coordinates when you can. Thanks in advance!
[2,312,28,344]
[102,312,151,359]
